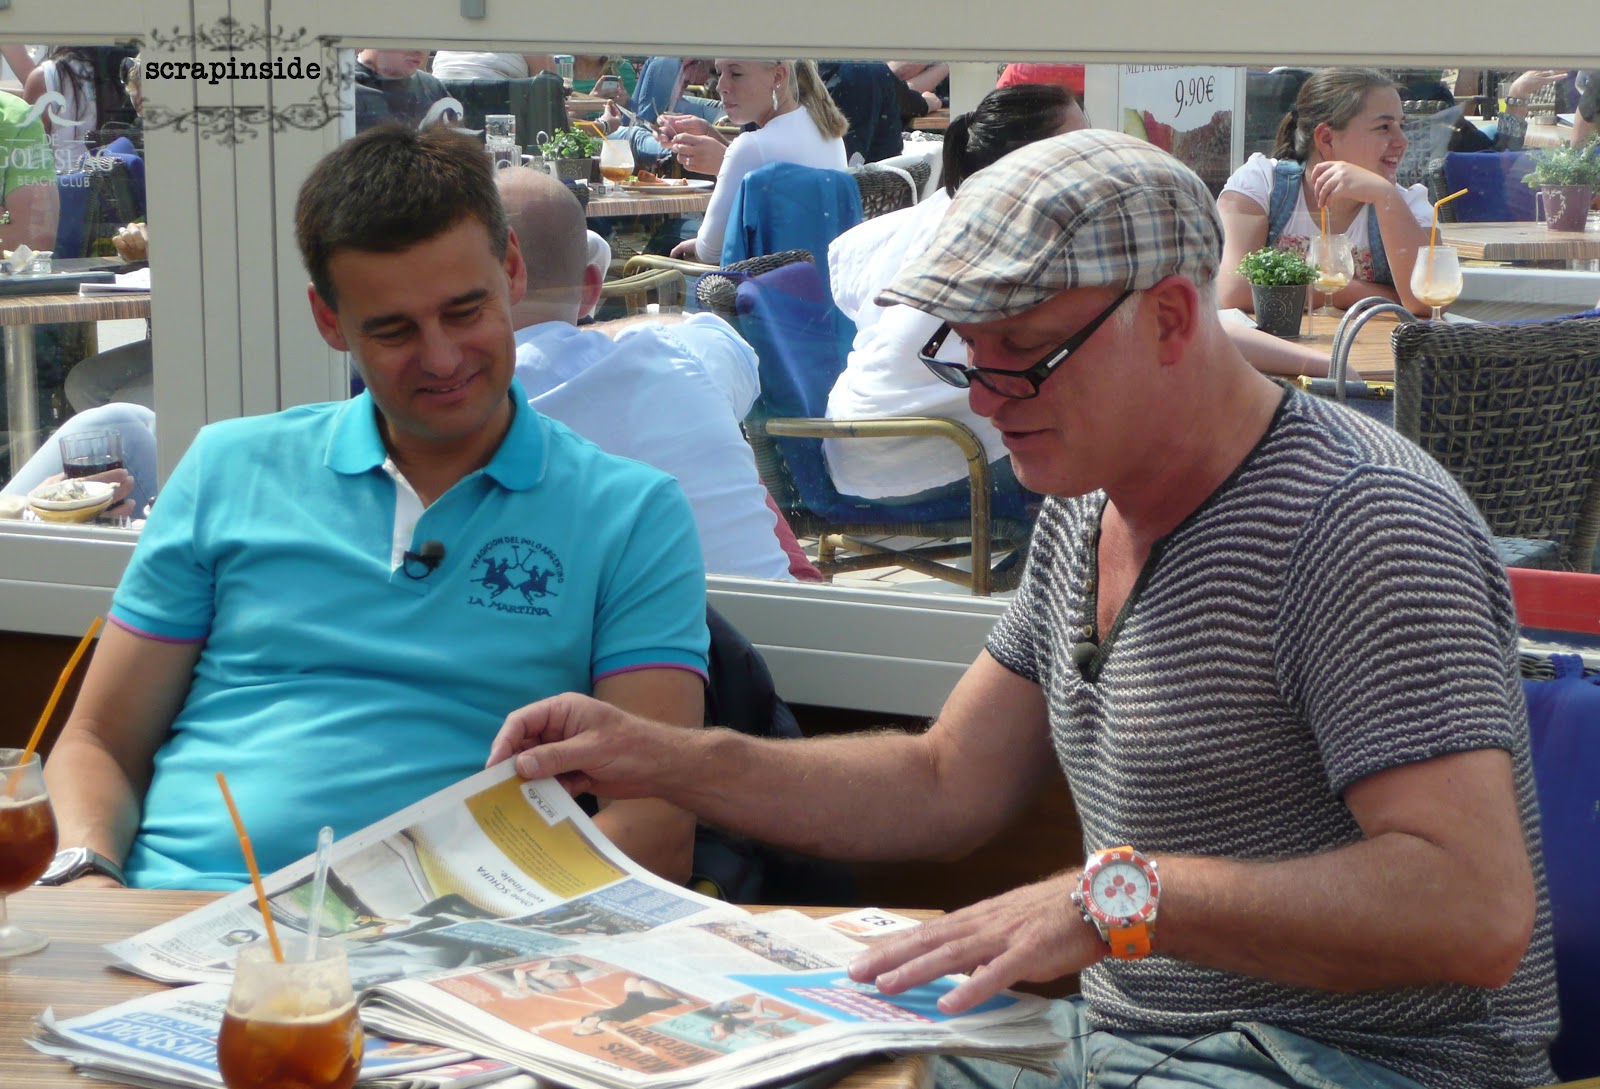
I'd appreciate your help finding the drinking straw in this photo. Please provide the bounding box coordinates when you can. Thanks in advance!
[216,772,284,963]
[1320,205,1328,247]
[304,825,334,960]
[9,616,104,797]
[1428,187,1470,252]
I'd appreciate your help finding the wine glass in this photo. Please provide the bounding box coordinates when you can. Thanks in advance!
[1410,245,1463,322]
[1306,234,1355,322]
[0,748,59,958]
[217,938,363,1089]
[599,135,634,186]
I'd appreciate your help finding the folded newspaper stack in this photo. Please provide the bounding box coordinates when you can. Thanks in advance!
[30,982,527,1089]
[63,764,1065,1089]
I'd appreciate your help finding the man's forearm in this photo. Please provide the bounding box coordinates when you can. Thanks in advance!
[44,728,147,867]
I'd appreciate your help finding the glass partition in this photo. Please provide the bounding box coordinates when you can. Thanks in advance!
[0,42,151,536]
[275,43,1599,597]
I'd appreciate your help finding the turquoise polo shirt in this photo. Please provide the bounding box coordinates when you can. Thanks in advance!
[111,382,708,889]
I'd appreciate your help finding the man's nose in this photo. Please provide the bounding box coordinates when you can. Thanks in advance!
[967,379,1010,420]
[416,324,464,375]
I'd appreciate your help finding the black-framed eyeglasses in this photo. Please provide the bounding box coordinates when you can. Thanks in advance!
[917,289,1135,400]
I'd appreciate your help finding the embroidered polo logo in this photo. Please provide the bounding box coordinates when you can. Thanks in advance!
[468,536,565,616]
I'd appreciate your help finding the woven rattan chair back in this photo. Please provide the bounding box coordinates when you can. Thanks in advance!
[1392,316,1600,572]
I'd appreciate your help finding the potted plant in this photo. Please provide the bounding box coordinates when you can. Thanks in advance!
[531,128,601,183]
[1522,137,1600,231]
[1237,246,1316,338]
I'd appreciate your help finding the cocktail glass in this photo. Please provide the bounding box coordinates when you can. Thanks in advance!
[1410,245,1463,322]
[1306,234,1355,321]
[0,748,59,958]
[217,940,363,1089]
[599,136,634,185]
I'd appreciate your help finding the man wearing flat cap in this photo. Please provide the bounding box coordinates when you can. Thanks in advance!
[489,131,1558,1088]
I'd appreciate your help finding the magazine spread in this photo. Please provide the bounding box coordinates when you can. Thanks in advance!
[78,764,1062,1089]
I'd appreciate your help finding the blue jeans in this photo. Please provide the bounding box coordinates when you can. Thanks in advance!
[939,998,1425,1089]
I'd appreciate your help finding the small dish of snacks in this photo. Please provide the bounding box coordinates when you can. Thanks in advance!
[27,479,117,523]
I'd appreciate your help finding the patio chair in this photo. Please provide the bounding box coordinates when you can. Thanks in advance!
[596,266,686,315]
[1390,313,1600,572]
[1507,568,1600,1084]
[733,260,1036,595]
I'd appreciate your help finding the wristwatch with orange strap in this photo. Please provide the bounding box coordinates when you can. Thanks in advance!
[1072,845,1160,959]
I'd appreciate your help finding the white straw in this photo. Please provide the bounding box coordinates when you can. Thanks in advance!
[304,825,334,960]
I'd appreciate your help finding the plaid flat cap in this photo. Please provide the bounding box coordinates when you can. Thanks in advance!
[878,130,1223,323]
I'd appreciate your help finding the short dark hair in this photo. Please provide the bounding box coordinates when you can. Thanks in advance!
[942,84,1079,195]
[294,122,509,307]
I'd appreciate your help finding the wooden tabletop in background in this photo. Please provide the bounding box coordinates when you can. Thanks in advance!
[585,188,713,219]
[1439,221,1600,263]
[1,888,935,1089]
[0,291,151,327]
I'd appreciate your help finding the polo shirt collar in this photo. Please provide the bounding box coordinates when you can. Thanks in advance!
[325,379,548,490]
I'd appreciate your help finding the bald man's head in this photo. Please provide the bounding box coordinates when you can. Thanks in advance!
[496,167,592,328]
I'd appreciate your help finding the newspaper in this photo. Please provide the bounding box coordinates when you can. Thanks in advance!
[100,764,1063,1089]
[30,982,526,1089]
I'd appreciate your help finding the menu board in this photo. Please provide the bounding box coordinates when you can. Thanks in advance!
[1117,65,1239,195]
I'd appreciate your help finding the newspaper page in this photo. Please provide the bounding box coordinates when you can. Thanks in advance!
[28,981,515,1088]
[111,764,744,987]
[104,763,1063,1089]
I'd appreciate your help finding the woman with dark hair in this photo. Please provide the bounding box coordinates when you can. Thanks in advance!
[823,83,1087,503]
[1217,66,1434,315]
[23,45,137,171]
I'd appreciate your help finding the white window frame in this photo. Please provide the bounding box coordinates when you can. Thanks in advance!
[4,1,1596,714]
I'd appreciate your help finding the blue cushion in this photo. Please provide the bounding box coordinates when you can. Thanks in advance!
[1523,655,1600,1080]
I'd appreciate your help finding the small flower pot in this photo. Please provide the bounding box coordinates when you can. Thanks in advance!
[544,156,595,183]
[1250,283,1308,338]
[1539,185,1593,231]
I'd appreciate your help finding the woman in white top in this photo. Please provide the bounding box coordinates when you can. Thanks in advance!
[429,52,554,80]
[1217,67,1434,316]
[666,59,848,264]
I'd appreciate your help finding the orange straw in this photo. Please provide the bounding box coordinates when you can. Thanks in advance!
[1320,205,1328,247]
[8,616,104,797]
[217,772,285,962]
[1428,187,1470,252]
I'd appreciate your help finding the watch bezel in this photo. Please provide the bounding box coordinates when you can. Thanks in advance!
[1077,847,1160,928]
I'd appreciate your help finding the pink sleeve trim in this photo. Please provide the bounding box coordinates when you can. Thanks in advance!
[594,661,709,684]
[108,615,206,645]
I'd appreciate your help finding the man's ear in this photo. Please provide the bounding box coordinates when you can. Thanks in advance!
[503,229,528,306]
[1147,275,1200,367]
[308,284,349,351]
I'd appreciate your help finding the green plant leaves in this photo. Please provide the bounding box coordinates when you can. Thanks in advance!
[1237,246,1317,286]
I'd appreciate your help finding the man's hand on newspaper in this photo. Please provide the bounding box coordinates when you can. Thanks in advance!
[846,871,1103,1014]
[490,692,668,799]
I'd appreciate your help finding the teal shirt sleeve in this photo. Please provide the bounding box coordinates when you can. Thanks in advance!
[109,427,216,642]
[592,473,709,680]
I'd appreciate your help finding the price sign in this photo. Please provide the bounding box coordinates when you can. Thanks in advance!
[1120,65,1234,130]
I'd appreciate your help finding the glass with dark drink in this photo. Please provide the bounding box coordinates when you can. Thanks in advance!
[59,429,125,479]
[217,940,363,1089]
[0,748,58,958]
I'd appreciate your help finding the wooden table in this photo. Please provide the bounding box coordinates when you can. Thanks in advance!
[1298,309,1406,382]
[1,289,152,468]
[585,187,713,219]
[1,888,936,1089]
[565,92,609,121]
[911,110,949,133]
[1439,221,1600,264]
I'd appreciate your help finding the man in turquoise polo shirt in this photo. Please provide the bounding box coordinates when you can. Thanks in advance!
[42,123,710,891]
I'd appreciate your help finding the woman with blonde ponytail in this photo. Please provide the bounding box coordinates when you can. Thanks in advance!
[666,58,848,262]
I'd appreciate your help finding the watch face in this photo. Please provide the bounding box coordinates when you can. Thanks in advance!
[1081,853,1158,925]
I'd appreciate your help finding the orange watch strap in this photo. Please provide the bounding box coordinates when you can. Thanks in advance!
[1105,921,1151,959]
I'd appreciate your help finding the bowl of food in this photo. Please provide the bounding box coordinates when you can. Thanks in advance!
[27,479,117,523]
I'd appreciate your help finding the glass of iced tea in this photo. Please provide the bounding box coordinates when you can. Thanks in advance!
[0,748,59,958]
[217,940,363,1089]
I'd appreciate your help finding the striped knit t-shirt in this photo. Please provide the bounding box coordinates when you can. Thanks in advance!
[986,389,1558,1089]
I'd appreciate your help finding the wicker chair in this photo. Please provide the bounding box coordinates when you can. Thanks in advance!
[1390,314,1600,572]
[850,157,933,219]
[596,266,687,315]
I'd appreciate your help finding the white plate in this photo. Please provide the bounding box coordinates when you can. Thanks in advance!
[28,478,116,512]
[617,180,712,193]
